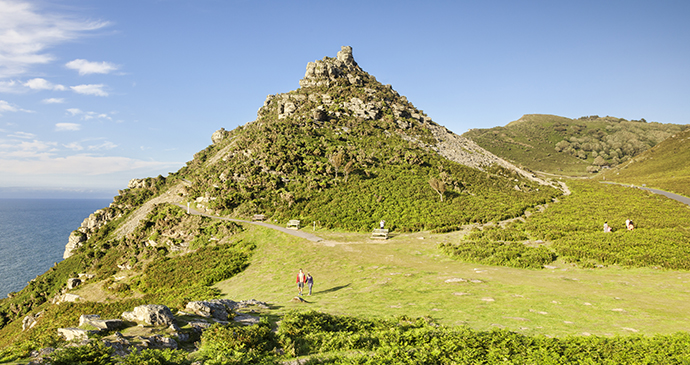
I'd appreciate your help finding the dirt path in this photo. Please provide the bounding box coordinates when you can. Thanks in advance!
[176,204,324,242]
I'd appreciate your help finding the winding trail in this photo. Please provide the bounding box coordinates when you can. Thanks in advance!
[600,181,690,206]
[175,204,324,242]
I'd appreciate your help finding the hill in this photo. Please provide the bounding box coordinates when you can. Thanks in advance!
[599,128,690,197]
[1,47,690,363]
[462,114,688,176]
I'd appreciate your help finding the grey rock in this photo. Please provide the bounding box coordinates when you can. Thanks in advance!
[58,327,91,341]
[79,314,124,331]
[185,299,237,321]
[234,313,260,326]
[211,128,227,144]
[122,304,174,326]
[22,314,37,331]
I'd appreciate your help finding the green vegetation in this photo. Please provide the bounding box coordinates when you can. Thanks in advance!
[179,67,560,232]
[601,128,690,197]
[462,114,687,176]
[442,180,690,269]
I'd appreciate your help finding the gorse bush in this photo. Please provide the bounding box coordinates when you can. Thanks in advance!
[443,180,690,269]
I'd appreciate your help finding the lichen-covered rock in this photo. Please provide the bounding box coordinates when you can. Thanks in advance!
[122,304,174,326]
[185,299,237,321]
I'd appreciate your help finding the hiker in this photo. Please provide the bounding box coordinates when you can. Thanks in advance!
[603,222,611,232]
[296,269,306,296]
[628,220,635,230]
[625,219,630,230]
[306,273,314,295]
[380,220,385,229]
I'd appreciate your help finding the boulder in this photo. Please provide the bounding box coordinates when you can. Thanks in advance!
[22,314,36,331]
[79,314,124,331]
[185,299,236,321]
[67,278,81,289]
[58,327,91,341]
[211,128,227,144]
[234,313,260,326]
[122,304,174,326]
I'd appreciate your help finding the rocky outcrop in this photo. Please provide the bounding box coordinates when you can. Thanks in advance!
[212,128,228,144]
[299,46,362,88]
[63,208,117,259]
[122,304,174,326]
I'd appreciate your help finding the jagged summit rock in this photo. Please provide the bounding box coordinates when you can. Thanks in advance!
[299,45,363,88]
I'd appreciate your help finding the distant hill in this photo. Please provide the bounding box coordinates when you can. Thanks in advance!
[462,114,688,176]
[600,128,690,197]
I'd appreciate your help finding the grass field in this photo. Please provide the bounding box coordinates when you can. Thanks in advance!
[216,224,690,338]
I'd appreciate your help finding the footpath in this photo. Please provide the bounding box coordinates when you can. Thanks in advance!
[175,204,324,242]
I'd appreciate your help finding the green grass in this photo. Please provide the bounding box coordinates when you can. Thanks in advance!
[601,128,690,197]
[463,114,687,176]
[216,224,690,337]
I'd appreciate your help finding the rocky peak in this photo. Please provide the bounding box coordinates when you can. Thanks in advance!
[299,45,363,88]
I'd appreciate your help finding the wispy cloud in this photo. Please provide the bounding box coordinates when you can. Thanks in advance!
[7,131,34,139]
[70,84,108,96]
[55,122,80,131]
[66,59,119,75]
[88,141,117,150]
[0,0,110,79]
[0,153,175,176]
[66,108,112,121]
[0,99,32,115]
[63,141,83,151]
[42,97,65,104]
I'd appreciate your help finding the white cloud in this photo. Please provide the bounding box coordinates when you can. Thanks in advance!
[42,97,65,104]
[0,80,22,93]
[55,122,80,131]
[0,138,57,158]
[65,108,112,121]
[0,99,32,115]
[23,78,66,91]
[7,131,34,139]
[66,108,83,116]
[88,141,117,150]
[70,84,108,96]
[66,59,119,75]
[0,0,110,79]
[63,142,83,151]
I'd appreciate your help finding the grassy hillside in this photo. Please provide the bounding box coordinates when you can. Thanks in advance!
[599,128,690,197]
[463,114,687,176]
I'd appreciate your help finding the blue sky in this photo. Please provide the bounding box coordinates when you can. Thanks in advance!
[0,0,688,198]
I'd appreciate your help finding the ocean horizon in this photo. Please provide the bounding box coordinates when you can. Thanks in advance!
[0,198,111,298]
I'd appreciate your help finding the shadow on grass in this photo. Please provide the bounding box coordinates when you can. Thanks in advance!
[314,283,351,295]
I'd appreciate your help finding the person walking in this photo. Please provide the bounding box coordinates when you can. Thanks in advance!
[296,269,306,296]
[306,273,314,295]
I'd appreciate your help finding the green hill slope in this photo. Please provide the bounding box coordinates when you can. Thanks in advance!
[600,128,690,197]
[463,114,687,176]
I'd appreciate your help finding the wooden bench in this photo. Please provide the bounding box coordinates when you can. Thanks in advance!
[252,214,266,222]
[287,220,301,230]
[371,228,389,240]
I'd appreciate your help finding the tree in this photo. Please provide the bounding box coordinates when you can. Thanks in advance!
[429,177,446,202]
[593,156,607,166]
[329,151,345,179]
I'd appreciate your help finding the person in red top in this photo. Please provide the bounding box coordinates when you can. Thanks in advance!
[296,269,306,296]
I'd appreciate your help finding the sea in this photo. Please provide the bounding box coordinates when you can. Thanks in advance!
[0,198,111,298]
